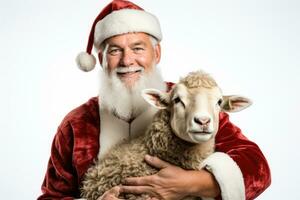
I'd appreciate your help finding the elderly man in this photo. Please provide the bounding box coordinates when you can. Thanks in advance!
[38,0,271,200]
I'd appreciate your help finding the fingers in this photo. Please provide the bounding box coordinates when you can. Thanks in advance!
[148,197,160,200]
[120,185,155,196]
[145,155,171,169]
[97,194,121,200]
[97,186,122,200]
[107,186,122,196]
[149,197,159,200]
[124,176,152,186]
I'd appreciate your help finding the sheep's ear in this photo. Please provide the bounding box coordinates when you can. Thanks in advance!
[142,89,170,109]
[221,95,252,113]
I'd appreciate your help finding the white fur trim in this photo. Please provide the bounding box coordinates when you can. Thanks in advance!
[94,9,162,47]
[131,106,158,136]
[76,52,96,72]
[98,108,129,159]
[98,106,157,159]
[200,152,245,200]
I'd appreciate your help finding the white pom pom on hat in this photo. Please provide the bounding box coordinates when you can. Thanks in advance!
[76,52,96,72]
[76,0,162,72]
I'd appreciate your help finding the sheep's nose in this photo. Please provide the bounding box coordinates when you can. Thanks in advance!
[194,116,211,126]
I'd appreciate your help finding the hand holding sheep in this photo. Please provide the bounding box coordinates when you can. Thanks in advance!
[121,155,220,200]
[97,154,220,200]
[121,154,190,200]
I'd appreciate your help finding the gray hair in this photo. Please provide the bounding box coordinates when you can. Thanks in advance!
[149,35,158,47]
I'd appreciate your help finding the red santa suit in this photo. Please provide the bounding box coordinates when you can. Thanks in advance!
[39,1,271,199]
[38,94,271,200]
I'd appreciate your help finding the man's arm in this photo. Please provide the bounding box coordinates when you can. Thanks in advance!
[38,126,80,200]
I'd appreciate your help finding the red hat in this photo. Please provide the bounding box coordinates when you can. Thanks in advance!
[76,0,162,72]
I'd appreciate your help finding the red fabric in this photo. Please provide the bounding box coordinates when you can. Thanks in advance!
[38,96,271,200]
[215,112,271,200]
[86,0,143,54]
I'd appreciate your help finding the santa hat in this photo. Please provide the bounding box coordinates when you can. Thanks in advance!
[76,0,162,72]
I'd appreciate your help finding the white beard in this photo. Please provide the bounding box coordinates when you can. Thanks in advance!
[98,66,166,120]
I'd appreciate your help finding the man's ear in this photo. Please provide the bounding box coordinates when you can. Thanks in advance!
[154,43,161,64]
[221,95,252,113]
[141,89,170,109]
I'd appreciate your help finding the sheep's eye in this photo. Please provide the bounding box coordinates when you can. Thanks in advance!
[174,97,181,104]
[173,97,185,108]
[217,98,223,106]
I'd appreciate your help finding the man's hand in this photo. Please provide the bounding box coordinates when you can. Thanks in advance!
[120,155,220,200]
[121,155,188,200]
[97,186,122,200]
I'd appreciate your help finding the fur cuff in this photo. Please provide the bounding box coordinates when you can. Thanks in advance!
[200,152,245,200]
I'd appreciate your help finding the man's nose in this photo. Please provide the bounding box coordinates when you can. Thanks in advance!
[120,50,134,67]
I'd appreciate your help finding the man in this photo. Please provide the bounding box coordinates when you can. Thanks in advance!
[38,0,271,199]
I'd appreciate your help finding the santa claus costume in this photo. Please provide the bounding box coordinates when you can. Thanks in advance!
[38,0,271,200]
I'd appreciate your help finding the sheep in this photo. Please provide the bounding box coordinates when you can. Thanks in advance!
[80,70,252,200]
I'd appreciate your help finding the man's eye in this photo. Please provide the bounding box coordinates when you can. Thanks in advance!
[109,49,121,55]
[133,47,144,52]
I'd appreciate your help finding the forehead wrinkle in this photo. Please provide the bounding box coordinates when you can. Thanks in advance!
[130,40,147,47]
[108,44,122,49]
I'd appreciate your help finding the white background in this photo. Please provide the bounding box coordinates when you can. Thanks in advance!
[1,0,299,199]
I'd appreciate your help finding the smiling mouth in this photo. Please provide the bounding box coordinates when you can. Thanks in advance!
[117,70,142,76]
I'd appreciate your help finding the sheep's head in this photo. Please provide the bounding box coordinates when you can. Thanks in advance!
[142,71,252,144]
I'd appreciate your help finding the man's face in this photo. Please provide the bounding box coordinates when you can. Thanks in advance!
[103,32,161,87]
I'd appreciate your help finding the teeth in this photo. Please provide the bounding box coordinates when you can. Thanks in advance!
[117,70,141,74]
[116,66,143,74]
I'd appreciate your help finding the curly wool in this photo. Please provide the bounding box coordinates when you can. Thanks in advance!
[180,70,218,89]
[80,109,215,200]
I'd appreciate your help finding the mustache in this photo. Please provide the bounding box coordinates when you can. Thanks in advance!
[114,66,144,73]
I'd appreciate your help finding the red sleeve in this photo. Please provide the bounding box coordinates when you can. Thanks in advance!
[38,125,80,200]
[215,112,271,200]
